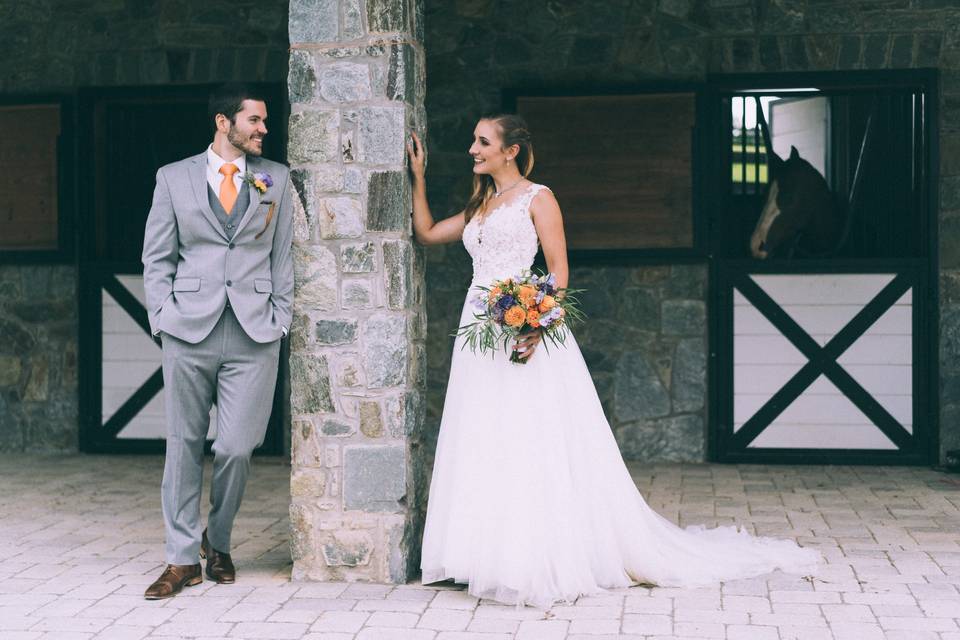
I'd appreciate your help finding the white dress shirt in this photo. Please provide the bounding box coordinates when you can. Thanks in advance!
[206,145,246,198]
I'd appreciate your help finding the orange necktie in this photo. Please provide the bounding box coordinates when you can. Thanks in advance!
[219,163,239,213]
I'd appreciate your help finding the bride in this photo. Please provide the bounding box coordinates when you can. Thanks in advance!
[407,115,821,609]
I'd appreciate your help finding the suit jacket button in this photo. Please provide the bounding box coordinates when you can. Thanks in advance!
[228,242,235,249]
[226,280,232,287]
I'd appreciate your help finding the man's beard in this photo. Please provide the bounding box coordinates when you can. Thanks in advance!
[227,125,263,156]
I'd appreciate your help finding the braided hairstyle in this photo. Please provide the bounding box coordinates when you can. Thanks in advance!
[463,114,536,223]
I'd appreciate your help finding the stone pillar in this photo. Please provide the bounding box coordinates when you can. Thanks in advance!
[287,0,427,582]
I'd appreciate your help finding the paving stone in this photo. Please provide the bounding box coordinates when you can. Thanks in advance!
[417,607,472,630]
[3,456,960,640]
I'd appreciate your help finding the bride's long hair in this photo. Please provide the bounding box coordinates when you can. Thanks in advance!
[463,114,535,223]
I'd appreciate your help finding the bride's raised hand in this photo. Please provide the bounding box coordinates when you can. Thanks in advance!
[406,132,426,181]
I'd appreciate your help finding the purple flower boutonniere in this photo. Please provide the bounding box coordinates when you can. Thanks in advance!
[243,171,273,195]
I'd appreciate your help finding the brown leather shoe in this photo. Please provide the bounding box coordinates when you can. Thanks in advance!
[200,529,236,584]
[144,563,202,599]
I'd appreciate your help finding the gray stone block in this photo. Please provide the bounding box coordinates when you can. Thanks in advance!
[343,445,406,512]
[319,62,372,103]
[290,353,335,414]
[357,107,406,165]
[318,197,364,239]
[341,243,376,273]
[383,240,412,309]
[387,43,418,102]
[613,351,671,422]
[838,35,862,69]
[672,338,706,413]
[315,319,358,345]
[321,418,355,436]
[334,356,365,388]
[662,300,705,336]
[344,167,365,193]
[288,49,316,104]
[288,110,340,164]
[368,172,410,232]
[384,390,424,438]
[294,244,338,312]
[619,288,659,331]
[368,0,409,33]
[291,470,326,497]
[616,415,705,462]
[289,0,339,44]
[343,0,364,39]
[342,279,375,309]
[322,530,373,566]
[0,356,22,387]
[363,315,407,388]
[292,419,323,467]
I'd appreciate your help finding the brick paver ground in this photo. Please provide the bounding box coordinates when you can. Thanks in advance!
[1,454,959,639]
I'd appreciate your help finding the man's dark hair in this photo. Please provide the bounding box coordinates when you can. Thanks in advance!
[208,84,267,132]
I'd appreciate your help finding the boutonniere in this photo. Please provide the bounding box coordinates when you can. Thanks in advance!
[243,171,273,195]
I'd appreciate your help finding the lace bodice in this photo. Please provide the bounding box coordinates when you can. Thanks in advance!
[462,183,548,285]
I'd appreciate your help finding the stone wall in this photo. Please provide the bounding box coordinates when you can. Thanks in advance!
[0,1,289,92]
[286,0,429,583]
[0,0,290,452]
[0,266,77,452]
[421,0,960,463]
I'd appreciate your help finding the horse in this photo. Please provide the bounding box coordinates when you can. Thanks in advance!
[749,146,845,259]
[749,99,847,260]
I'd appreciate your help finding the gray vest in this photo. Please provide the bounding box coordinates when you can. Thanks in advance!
[207,183,250,240]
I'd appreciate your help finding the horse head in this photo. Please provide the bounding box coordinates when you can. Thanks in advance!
[750,146,840,259]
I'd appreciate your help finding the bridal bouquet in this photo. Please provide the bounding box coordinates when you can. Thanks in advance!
[457,270,584,364]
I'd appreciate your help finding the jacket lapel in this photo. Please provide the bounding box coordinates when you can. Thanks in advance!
[189,153,229,241]
[233,156,263,237]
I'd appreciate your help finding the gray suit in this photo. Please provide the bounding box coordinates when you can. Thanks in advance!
[142,151,293,565]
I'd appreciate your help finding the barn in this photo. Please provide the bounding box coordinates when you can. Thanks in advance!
[1,0,959,582]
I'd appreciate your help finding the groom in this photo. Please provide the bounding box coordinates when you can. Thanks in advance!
[141,84,293,599]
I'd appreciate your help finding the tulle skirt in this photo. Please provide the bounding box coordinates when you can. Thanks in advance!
[420,291,822,609]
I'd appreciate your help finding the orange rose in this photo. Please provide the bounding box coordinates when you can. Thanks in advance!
[488,287,501,302]
[504,305,526,327]
[526,308,540,327]
[539,295,556,312]
[518,285,537,307]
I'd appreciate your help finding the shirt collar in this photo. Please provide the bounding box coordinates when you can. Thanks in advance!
[207,144,246,177]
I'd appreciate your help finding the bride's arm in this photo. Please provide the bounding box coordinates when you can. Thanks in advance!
[514,189,568,361]
[530,189,569,290]
[407,132,465,245]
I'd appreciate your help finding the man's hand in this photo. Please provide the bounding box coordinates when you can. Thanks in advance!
[514,331,542,360]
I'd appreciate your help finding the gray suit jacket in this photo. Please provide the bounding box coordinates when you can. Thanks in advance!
[141,151,294,344]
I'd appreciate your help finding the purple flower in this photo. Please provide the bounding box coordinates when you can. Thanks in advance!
[496,295,515,310]
[256,172,274,188]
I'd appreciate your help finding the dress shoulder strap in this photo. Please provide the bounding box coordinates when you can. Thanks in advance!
[519,183,551,213]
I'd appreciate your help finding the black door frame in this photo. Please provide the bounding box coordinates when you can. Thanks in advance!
[705,69,940,465]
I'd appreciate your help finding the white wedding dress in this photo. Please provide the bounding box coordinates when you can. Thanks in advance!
[420,183,822,608]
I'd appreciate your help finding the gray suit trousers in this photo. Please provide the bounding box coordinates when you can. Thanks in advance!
[160,307,280,565]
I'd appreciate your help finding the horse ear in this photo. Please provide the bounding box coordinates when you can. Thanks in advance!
[769,152,784,172]
[790,146,800,160]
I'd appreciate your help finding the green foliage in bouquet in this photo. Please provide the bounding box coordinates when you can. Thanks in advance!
[456,270,585,364]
